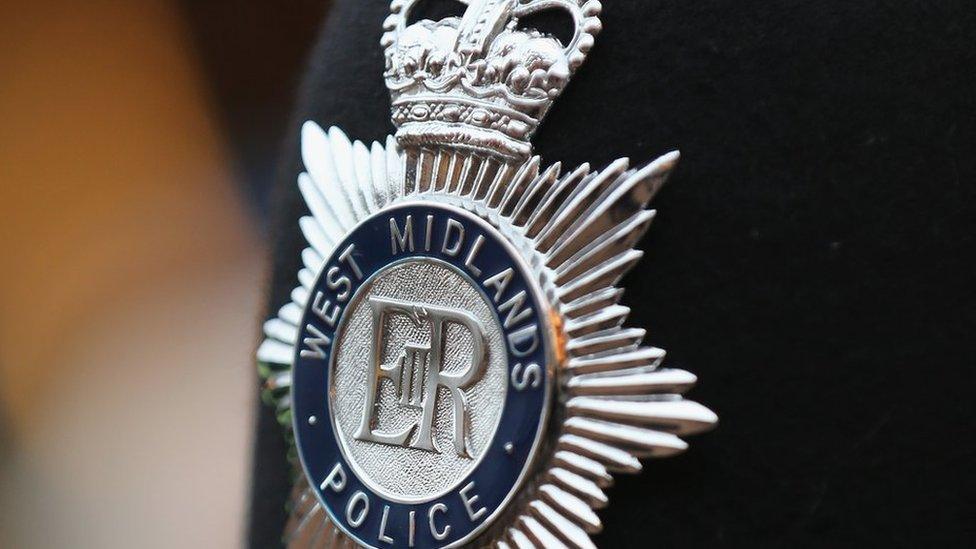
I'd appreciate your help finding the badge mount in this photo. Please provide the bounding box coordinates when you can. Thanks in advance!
[258,1,717,547]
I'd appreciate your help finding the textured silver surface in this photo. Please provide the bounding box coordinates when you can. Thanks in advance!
[331,259,508,502]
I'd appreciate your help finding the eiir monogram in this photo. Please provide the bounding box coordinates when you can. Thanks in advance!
[355,296,488,458]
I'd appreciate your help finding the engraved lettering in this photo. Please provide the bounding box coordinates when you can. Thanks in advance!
[498,290,533,329]
[338,243,364,280]
[391,215,415,254]
[300,323,331,359]
[442,218,465,257]
[326,266,351,301]
[312,291,341,327]
[320,462,347,492]
[459,481,487,521]
[425,214,434,251]
[507,324,539,357]
[511,362,542,391]
[378,505,394,544]
[346,491,369,528]
[428,503,450,541]
[464,234,485,276]
[483,267,513,302]
[408,510,416,547]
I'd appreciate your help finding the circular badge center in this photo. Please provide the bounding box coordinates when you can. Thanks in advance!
[292,202,552,547]
[330,258,508,501]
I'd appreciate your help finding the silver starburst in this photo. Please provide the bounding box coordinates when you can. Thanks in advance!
[258,1,716,547]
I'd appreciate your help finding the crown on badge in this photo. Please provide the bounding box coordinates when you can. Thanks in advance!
[382,0,603,160]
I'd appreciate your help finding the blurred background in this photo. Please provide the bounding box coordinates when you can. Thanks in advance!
[6,1,973,548]
[0,1,329,546]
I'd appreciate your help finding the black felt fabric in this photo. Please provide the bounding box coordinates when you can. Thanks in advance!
[248,1,976,546]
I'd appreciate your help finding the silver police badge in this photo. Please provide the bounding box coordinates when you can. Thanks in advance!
[258,1,717,547]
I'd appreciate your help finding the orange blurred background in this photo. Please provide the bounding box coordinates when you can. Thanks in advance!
[0,1,325,546]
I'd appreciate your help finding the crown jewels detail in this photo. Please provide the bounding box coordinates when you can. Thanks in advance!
[383,0,603,159]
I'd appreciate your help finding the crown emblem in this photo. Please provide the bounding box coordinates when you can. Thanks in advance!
[383,0,603,160]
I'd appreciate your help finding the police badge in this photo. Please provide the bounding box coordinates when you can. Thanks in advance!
[257,1,717,547]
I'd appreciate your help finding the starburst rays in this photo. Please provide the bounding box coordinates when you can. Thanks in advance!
[257,121,716,548]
